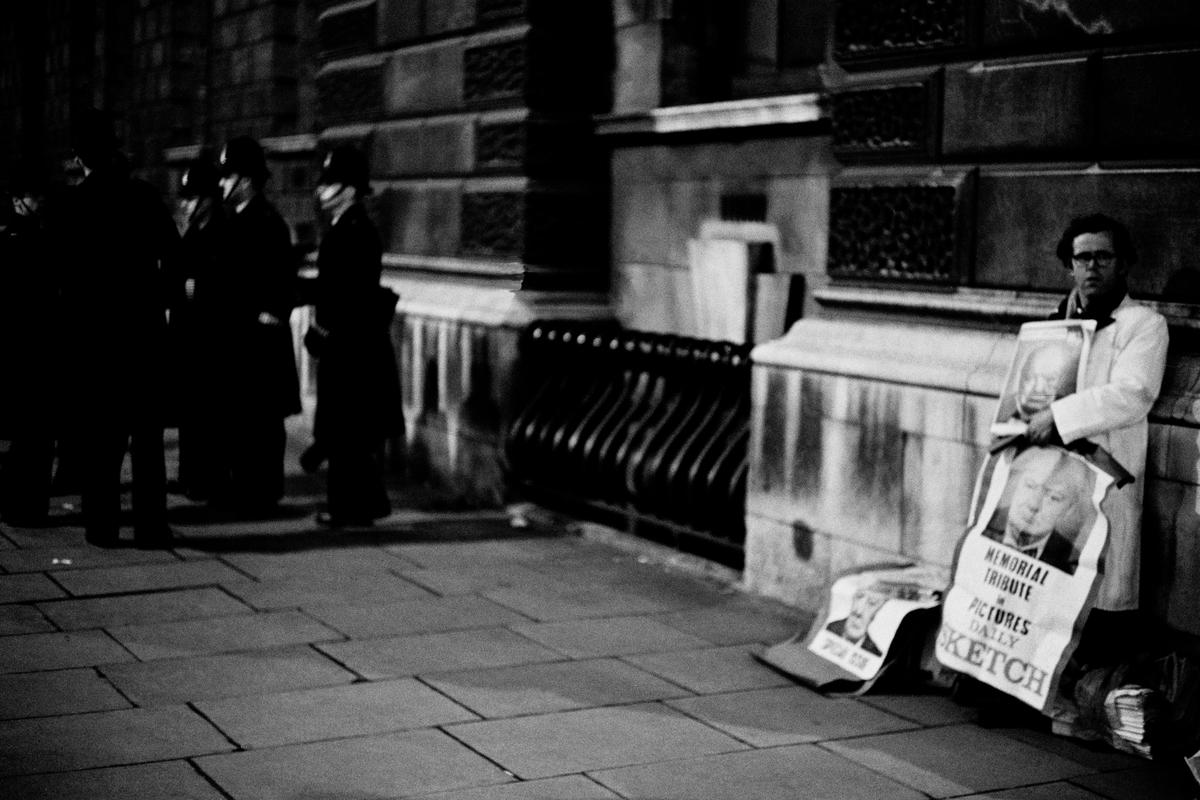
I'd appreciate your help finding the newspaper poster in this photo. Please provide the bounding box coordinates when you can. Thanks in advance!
[991,319,1095,438]
[936,444,1114,711]
[759,563,947,692]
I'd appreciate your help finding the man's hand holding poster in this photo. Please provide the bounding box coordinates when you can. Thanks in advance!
[937,444,1114,711]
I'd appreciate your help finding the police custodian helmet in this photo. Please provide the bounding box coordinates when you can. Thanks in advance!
[319,145,371,195]
[219,136,268,182]
[180,157,220,198]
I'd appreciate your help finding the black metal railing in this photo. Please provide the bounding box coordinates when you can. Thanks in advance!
[505,321,751,566]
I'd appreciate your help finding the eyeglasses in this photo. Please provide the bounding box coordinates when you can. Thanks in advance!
[1072,251,1117,268]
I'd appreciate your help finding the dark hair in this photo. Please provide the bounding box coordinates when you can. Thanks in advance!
[1055,213,1137,269]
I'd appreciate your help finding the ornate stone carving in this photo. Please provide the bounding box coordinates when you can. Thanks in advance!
[834,0,968,63]
[463,40,527,104]
[827,183,964,283]
[461,191,524,257]
[832,84,931,157]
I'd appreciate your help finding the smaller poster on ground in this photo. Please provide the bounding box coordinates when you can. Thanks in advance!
[758,562,948,693]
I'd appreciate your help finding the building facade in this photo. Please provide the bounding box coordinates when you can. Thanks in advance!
[3,1,1198,636]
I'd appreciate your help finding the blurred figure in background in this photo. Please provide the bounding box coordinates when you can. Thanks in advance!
[0,163,60,526]
[209,136,300,514]
[169,156,225,501]
[60,109,179,548]
[304,145,395,526]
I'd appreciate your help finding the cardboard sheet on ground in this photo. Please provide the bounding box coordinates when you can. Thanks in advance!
[758,563,947,694]
[936,444,1114,712]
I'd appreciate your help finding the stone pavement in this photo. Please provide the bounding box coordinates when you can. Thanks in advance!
[1,439,1198,799]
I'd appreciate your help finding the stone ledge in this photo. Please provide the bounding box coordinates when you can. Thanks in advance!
[381,273,610,327]
[596,93,825,137]
[751,318,1013,398]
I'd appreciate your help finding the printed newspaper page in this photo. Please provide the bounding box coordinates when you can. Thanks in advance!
[991,319,1095,438]
[937,445,1113,711]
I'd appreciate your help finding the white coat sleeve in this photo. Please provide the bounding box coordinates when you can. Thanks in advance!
[1050,311,1169,444]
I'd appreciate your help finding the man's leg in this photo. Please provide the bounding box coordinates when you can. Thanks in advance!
[81,426,128,546]
[131,421,170,547]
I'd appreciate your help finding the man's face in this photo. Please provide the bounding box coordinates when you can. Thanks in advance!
[1016,345,1071,417]
[219,172,248,205]
[1071,231,1125,307]
[1006,453,1074,547]
[844,589,887,641]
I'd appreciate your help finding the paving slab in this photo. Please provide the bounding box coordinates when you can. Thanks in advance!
[822,723,1095,797]
[0,545,177,573]
[319,627,565,679]
[387,533,582,568]
[653,603,804,646]
[306,594,531,639]
[195,728,513,800]
[424,657,692,718]
[36,586,252,630]
[100,645,355,705]
[954,783,1109,799]
[0,524,87,549]
[106,609,342,660]
[998,725,1148,772]
[0,629,135,673]
[482,579,678,622]
[196,676,479,747]
[221,570,433,610]
[589,744,928,800]
[0,760,226,800]
[668,685,918,746]
[509,615,713,658]
[50,560,250,597]
[623,645,795,694]
[394,560,559,596]
[0,668,130,719]
[445,702,748,779]
[413,774,623,800]
[0,573,66,603]
[0,603,53,635]
[1070,764,1200,800]
[0,705,233,776]
[217,546,413,580]
[859,691,980,726]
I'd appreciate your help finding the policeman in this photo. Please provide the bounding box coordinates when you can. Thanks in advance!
[171,156,224,500]
[306,145,395,526]
[61,109,179,547]
[209,136,301,514]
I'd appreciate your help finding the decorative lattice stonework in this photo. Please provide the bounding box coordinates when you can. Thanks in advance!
[832,84,932,157]
[827,184,965,283]
[477,0,527,25]
[461,192,525,257]
[317,64,383,124]
[463,40,527,104]
[475,121,526,168]
[834,0,968,63]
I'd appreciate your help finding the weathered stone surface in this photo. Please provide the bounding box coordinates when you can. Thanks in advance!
[385,42,463,114]
[943,57,1090,157]
[1099,49,1200,161]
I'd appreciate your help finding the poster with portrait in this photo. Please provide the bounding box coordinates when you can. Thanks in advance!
[758,563,948,692]
[936,445,1114,712]
[991,320,1095,438]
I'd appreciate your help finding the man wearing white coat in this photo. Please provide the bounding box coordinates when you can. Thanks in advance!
[1024,213,1169,665]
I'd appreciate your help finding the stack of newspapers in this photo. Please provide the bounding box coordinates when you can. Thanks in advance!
[1103,686,1164,757]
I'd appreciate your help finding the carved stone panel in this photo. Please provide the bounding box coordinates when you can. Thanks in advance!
[942,56,1090,158]
[475,121,526,170]
[827,169,975,285]
[463,39,527,105]
[317,64,383,125]
[975,169,1200,299]
[832,81,937,161]
[1098,49,1200,162]
[461,191,524,257]
[983,0,1200,50]
[834,0,970,66]
[318,3,375,58]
